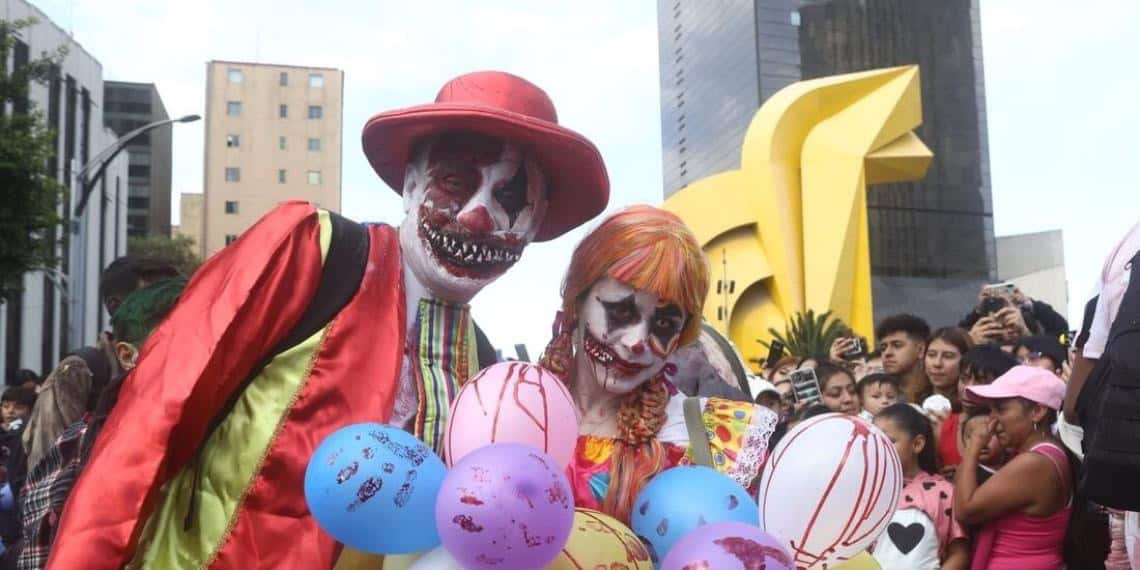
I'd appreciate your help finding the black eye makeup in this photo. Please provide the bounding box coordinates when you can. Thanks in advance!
[495,163,529,227]
[650,304,684,347]
[598,295,640,333]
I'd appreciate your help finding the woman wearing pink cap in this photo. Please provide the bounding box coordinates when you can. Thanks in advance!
[953,365,1073,569]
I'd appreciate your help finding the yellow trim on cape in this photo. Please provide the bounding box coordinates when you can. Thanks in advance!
[133,210,333,568]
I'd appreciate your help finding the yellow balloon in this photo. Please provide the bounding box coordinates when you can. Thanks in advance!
[832,552,881,570]
[546,508,653,570]
[380,552,424,570]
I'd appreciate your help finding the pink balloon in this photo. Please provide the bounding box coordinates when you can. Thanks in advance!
[444,362,579,468]
[758,413,901,569]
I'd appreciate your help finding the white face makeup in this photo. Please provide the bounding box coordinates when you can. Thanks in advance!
[574,277,688,395]
[399,132,549,303]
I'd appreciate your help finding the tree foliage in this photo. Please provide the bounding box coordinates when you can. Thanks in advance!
[763,309,848,359]
[0,18,68,302]
[128,234,201,277]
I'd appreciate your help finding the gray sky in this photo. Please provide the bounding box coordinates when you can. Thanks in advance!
[33,0,1139,357]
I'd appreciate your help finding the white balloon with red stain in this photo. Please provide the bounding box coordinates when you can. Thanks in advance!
[444,362,579,468]
[758,413,902,570]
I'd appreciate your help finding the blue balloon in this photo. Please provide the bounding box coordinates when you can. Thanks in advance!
[304,423,446,554]
[630,465,760,565]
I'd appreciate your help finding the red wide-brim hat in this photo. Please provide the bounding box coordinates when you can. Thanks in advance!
[362,70,610,242]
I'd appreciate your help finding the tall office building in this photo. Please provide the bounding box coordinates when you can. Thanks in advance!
[104,81,172,237]
[201,60,343,258]
[1,0,129,380]
[658,0,995,326]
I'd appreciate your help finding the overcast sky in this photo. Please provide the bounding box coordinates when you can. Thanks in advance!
[28,0,1139,358]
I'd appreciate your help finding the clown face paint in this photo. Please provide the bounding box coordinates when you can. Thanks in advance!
[575,277,688,395]
[399,132,548,303]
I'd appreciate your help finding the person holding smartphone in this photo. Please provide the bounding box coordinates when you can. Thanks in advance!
[960,284,1070,344]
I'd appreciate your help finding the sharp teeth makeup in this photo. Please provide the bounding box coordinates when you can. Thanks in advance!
[400,133,550,303]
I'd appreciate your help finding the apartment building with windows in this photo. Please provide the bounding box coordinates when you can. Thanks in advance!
[1,0,129,379]
[201,60,343,258]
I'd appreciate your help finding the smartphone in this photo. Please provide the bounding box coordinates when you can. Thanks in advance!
[788,368,822,406]
[765,340,785,369]
[842,337,868,360]
[982,282,1016,297]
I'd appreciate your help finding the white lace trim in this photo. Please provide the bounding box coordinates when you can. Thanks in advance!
[657,394,778,487]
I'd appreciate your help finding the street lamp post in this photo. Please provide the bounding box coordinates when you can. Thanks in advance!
[66,113,200,350]
[73,113,200,217]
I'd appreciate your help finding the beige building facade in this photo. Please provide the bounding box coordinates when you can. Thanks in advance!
[173,193,204,255]
[202,60,343,258]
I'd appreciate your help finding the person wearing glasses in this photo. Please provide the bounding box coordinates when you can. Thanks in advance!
[1014,336,1068,378]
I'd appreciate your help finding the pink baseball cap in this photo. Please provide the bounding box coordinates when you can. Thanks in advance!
[966,365,1066,410]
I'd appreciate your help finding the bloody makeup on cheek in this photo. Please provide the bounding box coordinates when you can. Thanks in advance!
[413,134,533,279]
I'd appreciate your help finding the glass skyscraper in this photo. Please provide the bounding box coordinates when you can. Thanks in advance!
[658,0,996,327]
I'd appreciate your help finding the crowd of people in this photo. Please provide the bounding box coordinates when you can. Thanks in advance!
[738,302,1077,568]
[0,258,185,568]
[1,70,1135,570]
[690,219,1138,569]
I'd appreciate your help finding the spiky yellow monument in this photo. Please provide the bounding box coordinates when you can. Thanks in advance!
[664,66,932,370]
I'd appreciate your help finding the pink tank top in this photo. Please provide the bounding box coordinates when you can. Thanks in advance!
[972,442,1071,570]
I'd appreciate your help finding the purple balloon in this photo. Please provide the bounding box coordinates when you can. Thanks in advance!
[662,521,794,570]
[435,443,575,569]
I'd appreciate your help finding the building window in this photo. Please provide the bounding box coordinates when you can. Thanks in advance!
[279,136,287,150]
[226,134,240,148]
[308,105,323,119]
[227,101,242,116]
[790,10,801,27]
[225,200,239,214]
[307,170,322,185]
[225,234,238,245]
[228,68,243,83]
[279,104,288,118]
[308,74,324,88]
[225,167,240,182]
[279,71,288,86]
[307,138,321,151]
[278,169,287,184]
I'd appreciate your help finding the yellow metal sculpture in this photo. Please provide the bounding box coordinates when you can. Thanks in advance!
[663,66,932,370]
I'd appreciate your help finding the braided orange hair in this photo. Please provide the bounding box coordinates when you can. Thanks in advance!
[540,205,709,523]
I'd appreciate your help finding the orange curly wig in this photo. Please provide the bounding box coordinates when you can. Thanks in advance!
[540,204,709,522]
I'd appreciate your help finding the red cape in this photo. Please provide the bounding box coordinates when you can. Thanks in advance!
[49,202,407,568]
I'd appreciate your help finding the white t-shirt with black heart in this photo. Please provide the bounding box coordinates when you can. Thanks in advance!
[872,507,941,570]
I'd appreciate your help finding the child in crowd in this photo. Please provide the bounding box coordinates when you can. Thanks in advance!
[1,387,36,432]
[960,412,1006,487]
[857,373,900,421]
[873,404,969,569]
[0,386,35,553]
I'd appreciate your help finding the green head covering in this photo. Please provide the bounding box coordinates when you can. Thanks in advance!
[111,277,187,345]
